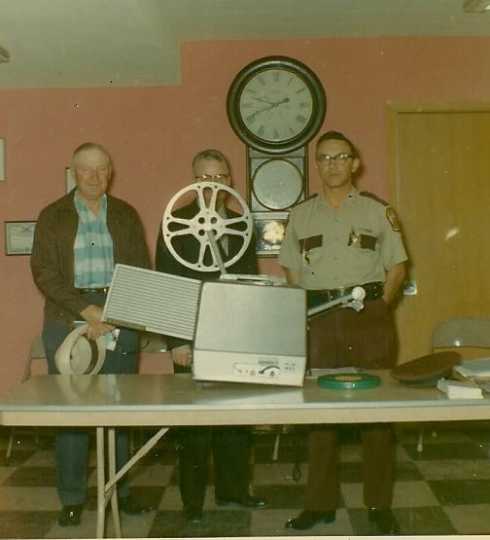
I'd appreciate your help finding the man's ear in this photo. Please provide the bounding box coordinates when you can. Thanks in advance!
[351,158,360,174]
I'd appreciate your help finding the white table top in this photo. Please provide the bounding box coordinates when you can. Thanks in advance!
[1,372,489,427]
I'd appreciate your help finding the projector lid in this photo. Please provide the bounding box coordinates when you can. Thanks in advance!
[103,264,201,339]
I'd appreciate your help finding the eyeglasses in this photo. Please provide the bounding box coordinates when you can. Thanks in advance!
[316,152,354,164]
[194,173,230,181]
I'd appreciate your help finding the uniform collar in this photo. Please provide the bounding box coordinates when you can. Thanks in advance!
[318,187,358,208]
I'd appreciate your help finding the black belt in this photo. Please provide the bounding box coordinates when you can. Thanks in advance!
[308,281,384,306]
[77,287,109,295]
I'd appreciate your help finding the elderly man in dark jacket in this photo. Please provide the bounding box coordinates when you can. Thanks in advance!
[31,142,151,527]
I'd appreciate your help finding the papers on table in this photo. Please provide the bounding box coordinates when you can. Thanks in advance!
[454,358,490,380]
[437,378,483,399]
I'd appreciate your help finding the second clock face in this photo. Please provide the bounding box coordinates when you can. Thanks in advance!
[252,158,304,211]
[239,68,314,145]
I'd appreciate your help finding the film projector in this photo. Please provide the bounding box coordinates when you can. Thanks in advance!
[102,181,365,386]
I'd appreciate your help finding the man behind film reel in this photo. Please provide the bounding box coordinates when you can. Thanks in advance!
[155,149,266,524]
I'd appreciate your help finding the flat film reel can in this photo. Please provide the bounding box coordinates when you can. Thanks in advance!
[317,372,381,390]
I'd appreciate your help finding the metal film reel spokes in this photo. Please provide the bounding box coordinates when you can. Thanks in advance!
[162,181,253,272]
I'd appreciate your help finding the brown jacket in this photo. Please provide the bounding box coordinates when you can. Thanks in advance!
[31,191,150,324]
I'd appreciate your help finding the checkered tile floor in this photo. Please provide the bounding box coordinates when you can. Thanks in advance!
[1,423,490,538]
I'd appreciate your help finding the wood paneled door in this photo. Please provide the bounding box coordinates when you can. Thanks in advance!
[388,105,490,363]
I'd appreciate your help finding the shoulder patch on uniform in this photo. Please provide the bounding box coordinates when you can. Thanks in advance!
[359,191,389,206]
[385,206,401,232]
[291,193,318,208]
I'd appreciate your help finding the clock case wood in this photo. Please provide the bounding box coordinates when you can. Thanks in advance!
[227,56,326,155]
[248,146,308,258]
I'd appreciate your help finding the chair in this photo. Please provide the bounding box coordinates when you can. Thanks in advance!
[416,317,490,452]
[5,336,46,462]
[432,317,490,350]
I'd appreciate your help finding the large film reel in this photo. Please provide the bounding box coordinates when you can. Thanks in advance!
[162,181,253,272]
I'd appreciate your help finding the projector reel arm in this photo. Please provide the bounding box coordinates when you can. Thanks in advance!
[307,286,366,318]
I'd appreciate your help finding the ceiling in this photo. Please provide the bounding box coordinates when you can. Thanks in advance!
[0,0,488,88]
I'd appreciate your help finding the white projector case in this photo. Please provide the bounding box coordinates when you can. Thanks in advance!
[192,280,306,387]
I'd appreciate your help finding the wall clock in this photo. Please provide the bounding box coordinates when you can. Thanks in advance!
[227,56,326,154]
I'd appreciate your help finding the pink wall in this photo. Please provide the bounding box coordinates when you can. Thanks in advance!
[1,36,490,395]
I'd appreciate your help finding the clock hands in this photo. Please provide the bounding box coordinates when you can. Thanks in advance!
[252,97,276,105]
[247,97,291,122]
[252,96,290,107]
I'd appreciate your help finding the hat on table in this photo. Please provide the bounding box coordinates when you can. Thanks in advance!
[391,351,461,387]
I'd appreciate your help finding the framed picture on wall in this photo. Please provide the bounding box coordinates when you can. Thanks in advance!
[253,211,288,257]
[4,221,36,255]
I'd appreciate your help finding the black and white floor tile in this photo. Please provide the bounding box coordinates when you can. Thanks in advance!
[1,423,490,538]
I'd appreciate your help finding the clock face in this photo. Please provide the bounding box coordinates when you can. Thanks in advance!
[252,159,304,211]
[227,56,326,154]
[239,68,314,145]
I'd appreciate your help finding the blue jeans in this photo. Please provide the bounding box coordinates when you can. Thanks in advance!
[42,306,139,505]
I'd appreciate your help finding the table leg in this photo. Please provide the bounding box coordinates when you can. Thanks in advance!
[108,427,122,538]
[96,426,170,539]
[104,427,169,492]
[96,427,106,539]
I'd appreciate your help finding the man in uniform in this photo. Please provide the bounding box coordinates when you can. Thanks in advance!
[155,149,266,523]
[279,131,407,534]
[31,142,152,526]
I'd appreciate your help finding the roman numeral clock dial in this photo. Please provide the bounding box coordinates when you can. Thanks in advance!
[240,71,313,143]
[227,56,326,154]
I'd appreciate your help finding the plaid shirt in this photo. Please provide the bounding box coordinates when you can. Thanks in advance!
[73,192,114,288]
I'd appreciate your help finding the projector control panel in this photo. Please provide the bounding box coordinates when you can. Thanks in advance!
[231,358,301,380]
[194,353,305,387]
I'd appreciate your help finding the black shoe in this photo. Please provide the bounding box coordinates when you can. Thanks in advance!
[285,510,336,530]
[215,494,266,508]
[184,507,203,524]
[368,508,400,535]
[58,504,83,527]
[118,496,154,515]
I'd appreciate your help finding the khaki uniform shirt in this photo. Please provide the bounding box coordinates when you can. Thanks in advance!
[279,188,407,290]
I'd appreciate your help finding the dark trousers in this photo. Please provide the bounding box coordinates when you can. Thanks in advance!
[173,364,252,511]
[305,297,397,511]
[305,423,395,511]
[42,294,139,506]
[176,426,252,512]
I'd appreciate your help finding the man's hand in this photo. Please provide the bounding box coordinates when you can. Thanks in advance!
[171,344,193,367]
[283,267,300,286]
[80,304,114,340]
[382,262,406,305]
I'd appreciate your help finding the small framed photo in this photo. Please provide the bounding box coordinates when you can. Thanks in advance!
[5,221,36,255]
[253,211,289,257]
